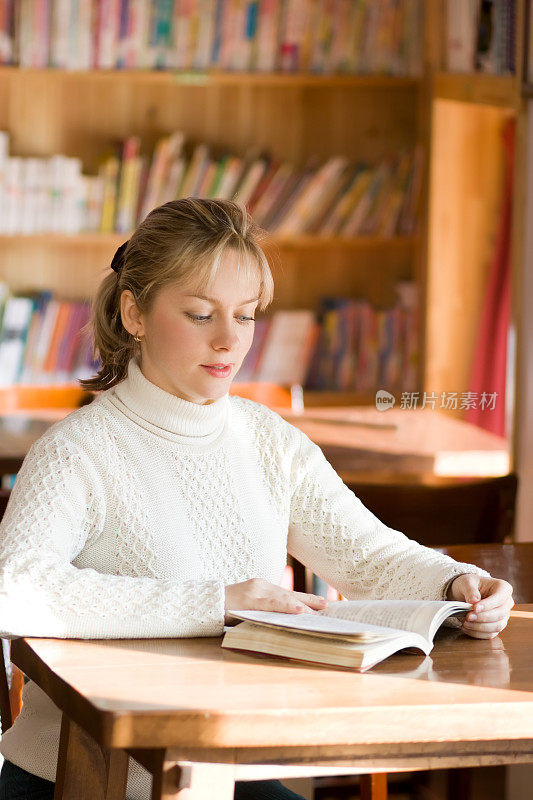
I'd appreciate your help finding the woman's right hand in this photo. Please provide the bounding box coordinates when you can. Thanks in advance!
[224,578,327,623]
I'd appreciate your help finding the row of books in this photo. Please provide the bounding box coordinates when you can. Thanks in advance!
[0,284,97,386]
[0,281,417,392]
[0,129,423,237]
[0,0,423,76]
[0,133,88,234]
[239,281,419,393]
[446,0,516,75]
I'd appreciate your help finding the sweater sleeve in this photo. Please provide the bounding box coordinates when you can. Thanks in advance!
[0,433,225,639]
[286,428,490,601]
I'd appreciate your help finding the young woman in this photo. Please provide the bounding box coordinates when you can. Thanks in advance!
[0,199,513,800]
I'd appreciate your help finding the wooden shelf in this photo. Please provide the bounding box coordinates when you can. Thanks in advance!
[0,384,377,413]
[303,390,377,407]
[0,385,87,414]
[433,71,518,109]
[0,233,418,251]
[0,66,421,90]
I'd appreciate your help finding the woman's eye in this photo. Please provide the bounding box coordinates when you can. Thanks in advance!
[186,313,255,324]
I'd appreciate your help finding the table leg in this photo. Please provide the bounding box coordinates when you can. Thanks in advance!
[360,772,388,800]
[54,713,128,800]
[151,760,235,800]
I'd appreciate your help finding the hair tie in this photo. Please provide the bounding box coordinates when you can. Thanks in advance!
[110,241,128,274]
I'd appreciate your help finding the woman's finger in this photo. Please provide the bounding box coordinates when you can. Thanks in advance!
[466,598,514,624]
[474,579,513,613]
[462,616,510,634]
[292,591,328,608]
[263,595,316,614]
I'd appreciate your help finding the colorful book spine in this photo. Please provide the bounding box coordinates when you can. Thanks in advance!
[0,1,15,65]
[0,295,37,386]
[4,0,426,73]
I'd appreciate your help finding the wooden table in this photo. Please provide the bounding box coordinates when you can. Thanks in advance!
[0,406,510,481]
[276,407,510,477]
[11,607,533,800]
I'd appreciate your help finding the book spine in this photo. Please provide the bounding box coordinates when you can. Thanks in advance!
[19,292,51,383]
[210,0,226,66]
[0,296,36,386]
[115,136,141,232]
[254,0,281,72]
[99,153,120,233]
[0,1,14,64]
[43,300,71,376]
[193,0,216,69]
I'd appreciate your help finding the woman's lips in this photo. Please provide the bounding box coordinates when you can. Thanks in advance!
[201,364,233,377]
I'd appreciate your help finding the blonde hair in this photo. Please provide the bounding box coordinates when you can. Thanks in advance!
[80,198,274,391]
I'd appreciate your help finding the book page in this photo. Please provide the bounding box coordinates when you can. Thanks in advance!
[230,610,408,640]
[321,600,470,641]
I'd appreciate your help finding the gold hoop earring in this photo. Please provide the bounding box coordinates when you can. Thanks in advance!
[133,333,143,343]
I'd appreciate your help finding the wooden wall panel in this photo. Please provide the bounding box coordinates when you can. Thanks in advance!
[0,70,419,170]
[426,99,512,400]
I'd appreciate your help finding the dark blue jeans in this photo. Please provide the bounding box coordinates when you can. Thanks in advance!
[0,760,305,800]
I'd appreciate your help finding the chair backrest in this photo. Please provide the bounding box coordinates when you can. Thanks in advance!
[436,542,533,604]
[229,382,292,408]
[343,473,518,547]
[0,385,87,414]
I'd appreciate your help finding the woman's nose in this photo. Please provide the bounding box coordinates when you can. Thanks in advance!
[211,321,240,350]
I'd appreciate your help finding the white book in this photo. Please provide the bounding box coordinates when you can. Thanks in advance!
[4,157,23,234]
[55,156,82,234]
[223,600,472,671]
[171,0,196,70]
[446,0,480,73]
[121,0,151,69]
[193,0,216,69]
[96,0,121,69]
[255,0,280,72]
[50,0,71,68]
[21,158,41,235]
[76,0,94,70]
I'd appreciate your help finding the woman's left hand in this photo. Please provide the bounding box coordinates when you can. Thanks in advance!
[446,573,514,639]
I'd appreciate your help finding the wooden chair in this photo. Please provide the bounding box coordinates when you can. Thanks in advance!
[437,542,533,603]
[296,475,519,800]
[230,382,292,408]
[0,385,88,415]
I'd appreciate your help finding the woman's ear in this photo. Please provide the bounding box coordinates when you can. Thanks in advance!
[120,290,145,338]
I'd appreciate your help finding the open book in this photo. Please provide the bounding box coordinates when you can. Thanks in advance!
[221,600,471,671]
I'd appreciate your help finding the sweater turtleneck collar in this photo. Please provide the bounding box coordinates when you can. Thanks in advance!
[107,357,230,445]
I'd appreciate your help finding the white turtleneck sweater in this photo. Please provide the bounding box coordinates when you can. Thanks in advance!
[0,358,488,798]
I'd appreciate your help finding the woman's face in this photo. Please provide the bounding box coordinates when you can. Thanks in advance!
[121,249,261,404]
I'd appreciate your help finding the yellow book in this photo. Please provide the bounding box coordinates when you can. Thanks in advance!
[99,155,120,234]
[116,137,141,234]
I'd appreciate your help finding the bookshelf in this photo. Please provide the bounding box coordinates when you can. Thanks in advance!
[0,1,527,420]
[0,58,424,403]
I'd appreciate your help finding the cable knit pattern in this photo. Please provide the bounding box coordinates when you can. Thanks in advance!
[0,357,489,800]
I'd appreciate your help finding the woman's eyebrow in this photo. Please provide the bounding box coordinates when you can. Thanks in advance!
[184,294,259,304]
